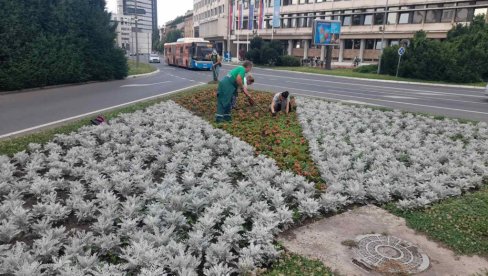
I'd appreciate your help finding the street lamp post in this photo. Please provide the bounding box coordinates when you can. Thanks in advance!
[377,0,389,74]
[134,0,140,66]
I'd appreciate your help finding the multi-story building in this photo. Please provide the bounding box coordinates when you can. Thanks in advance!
[116,0,156,54]
[195,0,488,62]
[184,11,195,37]
[193,0,230,56]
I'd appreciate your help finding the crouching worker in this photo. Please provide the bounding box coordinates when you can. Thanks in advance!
[270,91,292,116]
[215,60,254,122]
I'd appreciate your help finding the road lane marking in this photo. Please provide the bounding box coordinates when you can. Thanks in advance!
[280,80,486,105]
[344,100,383,107]
[251,72,486,98]
[0,83,205,139]
[256,83,488,116]
[383,96,418,100]
[121,81,171,87]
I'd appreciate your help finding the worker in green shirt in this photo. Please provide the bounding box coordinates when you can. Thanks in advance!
[215,60,254,122]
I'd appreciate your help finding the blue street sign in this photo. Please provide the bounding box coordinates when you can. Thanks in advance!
[398,47,406,56]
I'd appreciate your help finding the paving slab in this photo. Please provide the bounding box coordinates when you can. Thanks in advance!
[278,205,488,276]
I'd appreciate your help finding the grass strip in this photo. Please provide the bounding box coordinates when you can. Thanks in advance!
[262,253,334,276]
[386,185,488,257]
[128,60,157,75]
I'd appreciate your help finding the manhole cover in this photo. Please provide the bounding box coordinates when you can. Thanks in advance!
[353,234,429,274]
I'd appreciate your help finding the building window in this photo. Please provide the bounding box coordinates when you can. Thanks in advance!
[364,14,373,25]
[365,39,375,49]
[282,14,289,28]
[413,6,425,24]
[374,9,385,25]
[426,4,443,23]
[387,12,397,24]
[390,40,400,46]
[398,12,411,24]
[299,13,306,27]
[291,14,297,28]
[455,2,475,22]
[442,4,455,22]
[344,39,353,49]
[352,13,362,25]
[343,15,352,26]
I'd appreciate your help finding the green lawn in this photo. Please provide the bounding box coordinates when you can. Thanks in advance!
[262,253,334,276]
[128,60,157,75]
[386,185,488,257]
[272,67,487,87]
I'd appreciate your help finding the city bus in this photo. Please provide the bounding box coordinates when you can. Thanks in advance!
[164,38,214,70]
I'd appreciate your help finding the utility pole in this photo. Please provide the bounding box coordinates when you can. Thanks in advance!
[377,0,388,74]
[135,0,140,66]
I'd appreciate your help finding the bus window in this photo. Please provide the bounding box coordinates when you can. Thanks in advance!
[180,47,183,54]
[193,43,213,61]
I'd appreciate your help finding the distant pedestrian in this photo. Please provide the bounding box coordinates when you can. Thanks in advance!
[211,50,222,82]
[215,61,254,122]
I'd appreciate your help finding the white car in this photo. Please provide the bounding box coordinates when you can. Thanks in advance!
[149,54,160,63]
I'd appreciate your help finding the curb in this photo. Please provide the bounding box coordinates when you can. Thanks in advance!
[128,68,160,78]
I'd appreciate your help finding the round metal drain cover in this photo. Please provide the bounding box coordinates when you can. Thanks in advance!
[353,234,429,274]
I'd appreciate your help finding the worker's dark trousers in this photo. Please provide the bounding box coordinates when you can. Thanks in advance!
[274,101,290,113]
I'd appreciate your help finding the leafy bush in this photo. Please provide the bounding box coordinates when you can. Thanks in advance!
[250,37,264,50]
[260,47,279,66]
[277,55,301,67]
[379,45,400,76]
[380,17,488,83]
[0,0,128,91]
[353,64,378,74]
[245,49,261,64]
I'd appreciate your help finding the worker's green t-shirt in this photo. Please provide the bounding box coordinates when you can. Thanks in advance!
[227,66,246,82]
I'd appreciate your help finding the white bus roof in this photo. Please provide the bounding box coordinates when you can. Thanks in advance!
[164,37,210,46]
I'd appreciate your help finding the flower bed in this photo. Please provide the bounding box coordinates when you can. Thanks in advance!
[174,87,325,188]
[0,101,319,275]
[297,97,488,209]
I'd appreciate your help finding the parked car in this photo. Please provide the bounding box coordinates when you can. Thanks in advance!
[149,54,160,63]
[485,84,488,97]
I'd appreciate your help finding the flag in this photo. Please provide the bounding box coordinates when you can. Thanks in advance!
[272,0,280,28]
[238,1,243,30]
[258,0,264,29]
[229,0,234,31]
[249,1,254,30]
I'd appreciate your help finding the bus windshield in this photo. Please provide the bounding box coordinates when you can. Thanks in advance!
[194,43,213,61]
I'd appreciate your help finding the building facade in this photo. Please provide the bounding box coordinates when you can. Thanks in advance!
[194,0,488,62]
[193,0,230,56]
[116,0,156,54]
[184,11,195,37]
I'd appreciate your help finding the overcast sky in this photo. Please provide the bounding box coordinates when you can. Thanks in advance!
[106,0,193,27]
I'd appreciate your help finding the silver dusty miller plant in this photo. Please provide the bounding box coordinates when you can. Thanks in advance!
[297,97,488,210]
[0,101,317,275]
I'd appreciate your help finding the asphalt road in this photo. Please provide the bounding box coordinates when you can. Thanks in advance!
[1,62,487,137]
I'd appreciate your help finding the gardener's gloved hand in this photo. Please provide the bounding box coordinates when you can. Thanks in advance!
[248,98,255,106]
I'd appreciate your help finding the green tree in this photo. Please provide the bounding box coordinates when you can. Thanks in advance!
[165,29,183,43]
[0,0,128,91]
